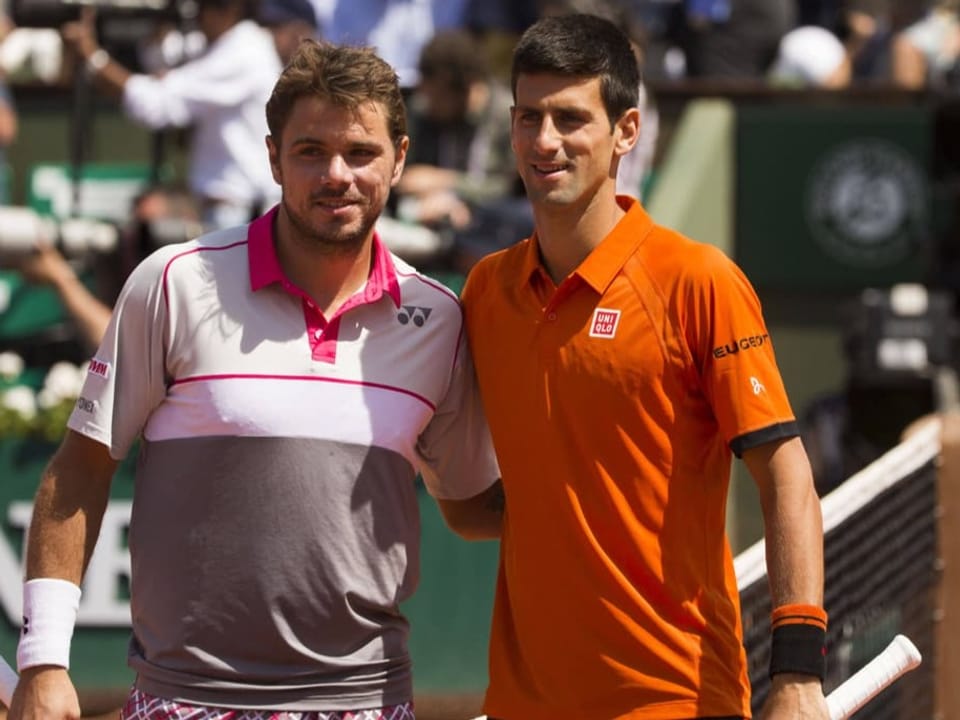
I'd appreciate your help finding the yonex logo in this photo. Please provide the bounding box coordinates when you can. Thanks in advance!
[589,308,621,339]
[88,358,111,379]
[750,377,766,395]
[397,306,433,327]
[21,615,28,635]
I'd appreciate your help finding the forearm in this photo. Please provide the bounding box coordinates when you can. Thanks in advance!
[26,433,116,582]
[762,473,824,607]
[747,437,829,718]
[49,272,111,352]
[92,59,132,99]
[747,437,824,606]
[437,479,504,540]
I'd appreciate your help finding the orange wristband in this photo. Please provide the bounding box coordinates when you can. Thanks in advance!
[771,603,828,631]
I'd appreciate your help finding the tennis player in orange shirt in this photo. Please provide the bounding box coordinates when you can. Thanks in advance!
[446,12,830,720]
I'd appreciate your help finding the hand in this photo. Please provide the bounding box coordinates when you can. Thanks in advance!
[760,674,829,720]
[15,242,76,289]
[60,6,100,61]
[8,666,81,720]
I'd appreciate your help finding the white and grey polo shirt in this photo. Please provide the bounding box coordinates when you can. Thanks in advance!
[68,208,499,710]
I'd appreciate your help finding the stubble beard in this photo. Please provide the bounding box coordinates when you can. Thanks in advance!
[282,195,379,256]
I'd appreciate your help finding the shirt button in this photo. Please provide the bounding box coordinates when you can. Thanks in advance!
[547,312,557,321]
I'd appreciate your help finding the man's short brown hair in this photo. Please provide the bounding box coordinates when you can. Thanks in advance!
[266,39,407,148]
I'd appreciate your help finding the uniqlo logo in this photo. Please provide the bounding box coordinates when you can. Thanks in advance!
[589,308,621,338]
[88,358,111,379]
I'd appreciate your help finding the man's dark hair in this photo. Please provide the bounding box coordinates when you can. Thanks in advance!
[511,13,639,126]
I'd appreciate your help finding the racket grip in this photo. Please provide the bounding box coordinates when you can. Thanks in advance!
[826,634,922,720]
[0,652,17,708]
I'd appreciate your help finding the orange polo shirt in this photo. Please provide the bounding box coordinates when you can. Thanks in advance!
[461,198,798,720]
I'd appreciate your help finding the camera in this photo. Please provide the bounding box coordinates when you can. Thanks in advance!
[9,0,186,29]
[9,0,197,72]
[0,206,118,265]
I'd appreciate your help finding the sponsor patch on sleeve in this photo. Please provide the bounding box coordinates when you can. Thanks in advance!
[87,358,111,379]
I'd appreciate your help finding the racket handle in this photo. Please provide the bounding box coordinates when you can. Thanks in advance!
[826,634,922,720]
[0,651,17,708]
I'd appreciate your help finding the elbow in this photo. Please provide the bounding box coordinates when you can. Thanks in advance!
[439,504,502,541]
[443,514,502,541]
[436,482,505,541]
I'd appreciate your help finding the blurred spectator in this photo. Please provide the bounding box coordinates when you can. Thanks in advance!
[771,1,894,85]
[840,0,895,82]
[14,236,112,353]
[461,0,541,82]
[133,16,207,74]
[13,185,203,351]
[0,80,16,205]
[258,0,319,64]
[891,0,960,90]
[386,29,525,270]
[538,0,660,197]
[768,24,852,87]
[0,12,17,204]
[322,0,471,90]
[679,0,796,79]
[60,0,283,232]
[397,31,516,232]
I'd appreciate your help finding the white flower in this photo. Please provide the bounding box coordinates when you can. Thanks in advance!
[3,386,37,420]
[36,388,61,410]
[42,362,85,402]
[0,352,24,381]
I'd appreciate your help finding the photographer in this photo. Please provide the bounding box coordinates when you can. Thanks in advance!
[15,238,111,354]
[9,185,202,352]
[60,0,282,231]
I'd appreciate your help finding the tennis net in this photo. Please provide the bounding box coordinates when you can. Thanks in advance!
[736,418,941,719]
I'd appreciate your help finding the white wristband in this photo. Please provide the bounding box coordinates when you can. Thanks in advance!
[17,578,82,671]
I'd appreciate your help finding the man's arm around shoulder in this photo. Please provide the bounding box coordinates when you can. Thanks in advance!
[9,430,118,720]
[436,479,504,541]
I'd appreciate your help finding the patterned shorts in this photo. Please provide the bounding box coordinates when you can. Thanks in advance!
[121,687,415,720]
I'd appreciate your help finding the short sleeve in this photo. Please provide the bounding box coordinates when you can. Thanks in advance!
[415,328,500,499]
[67,248,172,459]
[685,249,798,455]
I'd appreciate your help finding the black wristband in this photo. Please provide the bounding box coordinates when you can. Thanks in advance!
[769,624,827,680]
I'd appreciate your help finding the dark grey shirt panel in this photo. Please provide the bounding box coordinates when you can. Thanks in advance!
[127,435,419,710]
